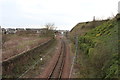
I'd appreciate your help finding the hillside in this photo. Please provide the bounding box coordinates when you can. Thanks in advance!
[70,14,119,78]
[69,20,108,42]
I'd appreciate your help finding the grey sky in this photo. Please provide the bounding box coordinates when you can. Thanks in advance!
[118,1,120,13]
[0,0,119,30]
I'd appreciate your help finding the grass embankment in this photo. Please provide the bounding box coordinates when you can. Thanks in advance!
[70,15,119,78]
[69,20,108,41]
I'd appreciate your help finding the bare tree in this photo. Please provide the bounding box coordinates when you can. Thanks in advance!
[45,23,55,30]
[44,23,55,37]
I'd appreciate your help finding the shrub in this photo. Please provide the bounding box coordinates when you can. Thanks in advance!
[88,48,95,58]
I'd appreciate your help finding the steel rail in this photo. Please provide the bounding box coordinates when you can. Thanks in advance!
[47,39,66,80]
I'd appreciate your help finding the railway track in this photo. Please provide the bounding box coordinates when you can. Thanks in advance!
[47,39,66,79]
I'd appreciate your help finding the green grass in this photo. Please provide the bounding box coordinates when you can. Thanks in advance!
[74,17,119,78]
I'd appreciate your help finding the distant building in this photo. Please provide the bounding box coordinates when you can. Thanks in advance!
[16,28,25,31]
[118,1,120,13]
[36,28,48,34]
[6,28,16,34]
[25,28,37,34]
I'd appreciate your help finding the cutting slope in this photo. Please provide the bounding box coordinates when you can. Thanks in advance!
[70,14,119,78]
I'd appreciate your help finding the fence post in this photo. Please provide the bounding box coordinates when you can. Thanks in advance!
[75,36,78,63]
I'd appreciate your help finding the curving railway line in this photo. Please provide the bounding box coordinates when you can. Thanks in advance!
[47,39,67,79]
[36,37,71,79]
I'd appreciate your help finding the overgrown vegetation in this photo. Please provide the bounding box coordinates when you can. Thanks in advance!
[2,39,56,78]
[70,14,119,78]
[2,33,51,60]
[2,23,57,78]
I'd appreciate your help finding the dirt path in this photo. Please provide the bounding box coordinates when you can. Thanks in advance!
[62,38,71,78]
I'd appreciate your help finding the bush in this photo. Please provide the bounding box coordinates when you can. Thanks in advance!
[76,19,118,78]
[88,48,95,58]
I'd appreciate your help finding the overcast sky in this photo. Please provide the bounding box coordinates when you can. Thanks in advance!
[0,0,119,30]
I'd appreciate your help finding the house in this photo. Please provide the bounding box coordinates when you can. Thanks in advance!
[6,28,16,34]
[25,28,48,34]
[36,28,47,34]
[16,28,25,31]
